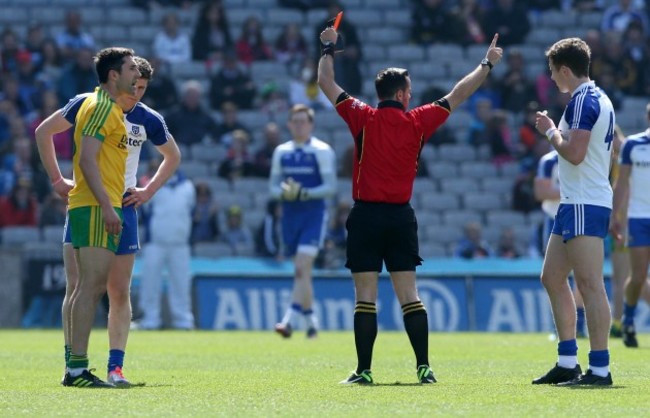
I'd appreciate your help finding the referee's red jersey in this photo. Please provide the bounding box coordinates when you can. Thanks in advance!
[335,92,450,203]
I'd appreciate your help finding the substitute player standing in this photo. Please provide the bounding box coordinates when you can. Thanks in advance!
[610,103,650,349]
[270,104,337,339]
[532,38,614,386]
[35,57,180,386]
[318,24,502,384]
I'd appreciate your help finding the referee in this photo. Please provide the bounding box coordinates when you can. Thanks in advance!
[318,27,503,384]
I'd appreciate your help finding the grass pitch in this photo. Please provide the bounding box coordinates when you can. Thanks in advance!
[1,330,649,417]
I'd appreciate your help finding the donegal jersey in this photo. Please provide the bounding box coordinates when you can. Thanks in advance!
[537,150,560,217]
[556,81,614,208]
[620,130,650,218]
[63,94,171,189]
[68,88,128,209]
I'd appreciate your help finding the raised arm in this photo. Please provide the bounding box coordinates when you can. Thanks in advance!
[443,34,503,112]
[317,27,345,106]
[34,109,75,199]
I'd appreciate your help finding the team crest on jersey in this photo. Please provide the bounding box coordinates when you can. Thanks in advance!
[131,125,140,136]
[351,99,366,109]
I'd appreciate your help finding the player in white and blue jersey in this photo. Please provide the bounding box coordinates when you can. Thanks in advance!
[611,103,650,348]
[532,38,614,386]
[34,57,180,386]
[269,104,336,339]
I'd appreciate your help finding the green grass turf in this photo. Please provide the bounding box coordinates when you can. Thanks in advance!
[1,330,649,417]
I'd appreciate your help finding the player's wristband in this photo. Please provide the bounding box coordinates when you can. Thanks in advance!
[51,176,63,186]
[545,127,557,141]
[321,42,335,57]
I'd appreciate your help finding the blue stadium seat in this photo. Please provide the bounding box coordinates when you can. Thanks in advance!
[28,8,63,24]
[437,143,476,162]
[439,178,480,194]
[481,178,514,194]
[193,242,234,258]
[428,160,459,179]
[366,28,405,45]
[460,161,498,178]
[190,143,228,165]
[418,193,460,211]
[427,44,463,64]
[463,192,504,211]
[108,7,147,25]
[387,45,425,62]
[419,242,448,258]
[443,210,482,228]
[42,225,64,244]
[540,10,577,28]
[486,210,526,227]
[307,9,329,26]
[383,10,411,27]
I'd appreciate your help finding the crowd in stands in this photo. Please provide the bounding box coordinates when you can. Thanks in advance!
[1,0,650,260]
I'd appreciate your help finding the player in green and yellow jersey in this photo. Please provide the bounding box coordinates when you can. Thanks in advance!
[62,47,140,388]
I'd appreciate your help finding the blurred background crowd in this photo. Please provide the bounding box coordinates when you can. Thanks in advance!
[1,0,649,266]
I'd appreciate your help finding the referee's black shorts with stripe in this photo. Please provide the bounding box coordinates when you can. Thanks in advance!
[345,201,423,273]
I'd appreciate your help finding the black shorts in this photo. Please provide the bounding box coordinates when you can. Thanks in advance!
[345,201,422,273]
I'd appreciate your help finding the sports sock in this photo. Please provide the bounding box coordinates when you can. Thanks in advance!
[557,339,578,369]
[108,349,125,373]
[576,307,585,335]
[623,303,636,326]
[64,344,71,368]
[281,303,302,326]
[588,350,609,377]
[68,353,89,377]
[354,301,377,374]
[302,308,318,330]
[402,301,429,367]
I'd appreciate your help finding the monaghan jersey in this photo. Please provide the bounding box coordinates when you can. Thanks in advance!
[557,81,614,208]
[68,87,127,209]
[619,130,650,218]
[269,137,336,213]
[536,150,560,217]
[63,93,171,189]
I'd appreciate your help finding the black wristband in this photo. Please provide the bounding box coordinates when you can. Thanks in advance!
[321,42,335,57]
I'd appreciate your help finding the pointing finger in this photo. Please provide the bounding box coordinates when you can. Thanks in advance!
[490,33,499,48]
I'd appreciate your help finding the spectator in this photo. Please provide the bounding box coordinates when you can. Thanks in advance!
[482,0,530,46]
[498,49,537,114]
[452,0,487,45]
[139,57,178,112]
[36,39,64,91]
[465,73,501,117]
[166,80,219,146]
[597,69,624,110]
[153,12,192,65]
[275,23,308,77]
[410,0,463,45]
[221,205,254,256]
[1,76,35,118]
[235,16,273,65]
[139,171,196,330]
[215,101,251,146]
[55,11,95,62]
[132,0,197,10]
[486,110,514,166]
[255,199,283,259]
[517,101,545,164]
[467,97,493,147]
[209,49,256,110]
[455,222,491,259]
[0,178,38,227]
[591,32,638,95]
[56,47,97,105]
[1,136,49,200]
[39,191,66,227]
[314,1,362,95]
[259,81,290,117]
[29,90,72,160]
[252,122,282,178]
[601,0,649,36]
[192,0,233,63]
[622,21,649,95]
[191,181,220,243]
[25,23,47,68]
[0,28,25,76]
[496,227,521,259]
[217,129,256,181]
[511,162,539,214]
[289,60,333,110]
[15,51,41,114]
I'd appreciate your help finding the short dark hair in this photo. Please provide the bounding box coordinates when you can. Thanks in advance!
[289,104,315,123]
[134,56,154,80]
[545,38,590,78]
[94,47,135,84]
[375,67,409,101]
